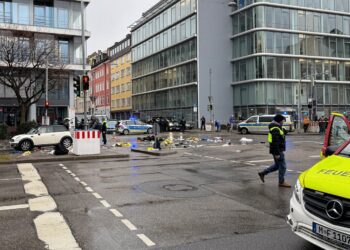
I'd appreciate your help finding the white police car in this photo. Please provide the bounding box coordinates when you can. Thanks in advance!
[117,120,153,135]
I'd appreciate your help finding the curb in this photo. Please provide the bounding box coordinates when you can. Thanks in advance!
[131,148,177,156]
[0,153,129,165]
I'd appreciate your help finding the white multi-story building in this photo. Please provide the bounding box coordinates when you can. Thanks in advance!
[0,0,90,125]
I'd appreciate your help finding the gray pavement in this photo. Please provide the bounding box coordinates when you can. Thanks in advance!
[0,133,325,249]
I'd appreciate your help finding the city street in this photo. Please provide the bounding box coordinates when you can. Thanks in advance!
[0,132,324,249]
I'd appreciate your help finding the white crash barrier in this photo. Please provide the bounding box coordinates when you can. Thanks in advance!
[73,130,101,155]
[205,124,212,131]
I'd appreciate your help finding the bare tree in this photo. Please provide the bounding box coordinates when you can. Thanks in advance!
[0,31,66,124]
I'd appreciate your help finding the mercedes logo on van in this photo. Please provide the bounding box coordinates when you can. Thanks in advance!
[326,200,344,220]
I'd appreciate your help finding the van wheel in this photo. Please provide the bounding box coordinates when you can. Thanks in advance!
[241,128,248,134]
[147,128,153,134]
[123,129,130,135]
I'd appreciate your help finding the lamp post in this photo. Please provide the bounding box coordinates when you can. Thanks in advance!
[45,59,49,125]
[81,0,87,130]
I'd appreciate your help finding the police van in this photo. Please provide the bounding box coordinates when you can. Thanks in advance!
[237,114,294,134]
[287,113,350,250]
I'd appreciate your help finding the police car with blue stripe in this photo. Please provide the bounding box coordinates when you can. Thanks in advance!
[238,115,294,134]
[117,120,153,135]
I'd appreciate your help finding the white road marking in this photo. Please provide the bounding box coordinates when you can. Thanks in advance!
[309,155,320,158]
[0,204,29,211]
[0,178,21,181]
[66,170,72,174]
[34,212,81,250]
[85,187,93,192]
[184,152,192,155]
[243,162,256,166]
[109,208,123,218]
[24,181,49,197]
[247,159,274,163]
[62,166,67,170]
[121,219,137,231]
[74,177,81,182]
[92,192,102,199]
[18,164,80,250]
[28,196,57,212]
[231,160,238,163]
[80,181,87,186]
[214,158,223,161]
[70,173,76,177]
[17,163,41,181]
[59,164,65,167]
[100,200,111,208]
[137,234,156,247]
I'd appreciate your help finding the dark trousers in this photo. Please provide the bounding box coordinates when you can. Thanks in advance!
[303,124,309,133]
[200,123,205,130]
[262,153,286,184]
[102,132,107,145]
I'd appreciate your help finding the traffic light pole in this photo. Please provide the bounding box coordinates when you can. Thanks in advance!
[45,59,49,125]
[81,0,87,130]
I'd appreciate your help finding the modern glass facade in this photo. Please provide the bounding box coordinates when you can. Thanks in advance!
[231,0,350,119]
[131,0,198,122]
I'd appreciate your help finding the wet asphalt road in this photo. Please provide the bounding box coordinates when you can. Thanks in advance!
[0,132,325,249]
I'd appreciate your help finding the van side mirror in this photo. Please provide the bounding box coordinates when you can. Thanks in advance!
[325,146,338,157]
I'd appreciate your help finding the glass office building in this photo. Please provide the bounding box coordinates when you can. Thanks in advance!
[131,0,198,122]
[231,0,350,119]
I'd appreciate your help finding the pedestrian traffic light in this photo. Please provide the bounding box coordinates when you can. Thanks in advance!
[207,104,213,111]
[82,75,90,91]
[45,100,49,109]
[73,75,81,97]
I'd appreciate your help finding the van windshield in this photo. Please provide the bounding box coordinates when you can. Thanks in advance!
[339,141,350,157]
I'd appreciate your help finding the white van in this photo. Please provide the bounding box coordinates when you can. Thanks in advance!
[238,115,294,134]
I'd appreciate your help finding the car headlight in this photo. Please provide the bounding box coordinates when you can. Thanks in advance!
[294,180,302,204]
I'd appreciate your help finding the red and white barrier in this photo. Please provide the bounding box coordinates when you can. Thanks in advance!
[73,130,101,155]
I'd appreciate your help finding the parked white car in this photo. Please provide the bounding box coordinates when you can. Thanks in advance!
[9,125,73,151]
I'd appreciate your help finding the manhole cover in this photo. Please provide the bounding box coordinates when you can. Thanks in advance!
[137,180,213,198]
[163,184,197,192]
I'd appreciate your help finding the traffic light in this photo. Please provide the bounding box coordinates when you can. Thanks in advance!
[207,104,213,111]
[82,75,90,91]
[73,75,81,97]
[45,100,49,109]
[307,101,312,109]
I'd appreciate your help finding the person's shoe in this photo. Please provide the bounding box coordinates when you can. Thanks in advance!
[258,172,265,183]
[279,182,291,188]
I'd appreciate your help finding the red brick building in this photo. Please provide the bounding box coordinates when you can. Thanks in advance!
[89,51,110,118]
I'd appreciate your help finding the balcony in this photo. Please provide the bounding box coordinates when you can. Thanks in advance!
[0,1,90,36]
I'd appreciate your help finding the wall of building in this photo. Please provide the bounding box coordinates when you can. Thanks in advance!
[197,0,233,125]
[110,52,132,120]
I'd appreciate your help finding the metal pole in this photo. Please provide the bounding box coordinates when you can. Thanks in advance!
[45,59,48,125]
[81,0,87,130]
[298,79,301,134]
[209,68,213,123]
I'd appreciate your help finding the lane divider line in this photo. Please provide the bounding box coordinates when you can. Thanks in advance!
[0,204,29,211]
[59,164,156,247]
[121,219,137,231]
[109,208,123,218]
[0,178,21,181]
[92,192,102,199]
[100,200,111,208]
[247,159,274,163]
[137,234,156,247]
[80,181,87,186]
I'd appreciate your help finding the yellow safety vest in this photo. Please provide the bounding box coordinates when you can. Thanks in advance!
[268,127,284,143]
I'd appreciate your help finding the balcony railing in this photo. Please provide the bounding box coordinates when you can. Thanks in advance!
[0,3,82,30]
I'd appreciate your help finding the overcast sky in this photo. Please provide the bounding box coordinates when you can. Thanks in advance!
[86,0,160,54]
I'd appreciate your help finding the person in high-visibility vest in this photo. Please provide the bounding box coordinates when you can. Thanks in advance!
[258,114,291,188]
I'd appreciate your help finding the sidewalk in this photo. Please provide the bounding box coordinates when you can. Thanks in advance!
[0,141,129,165]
